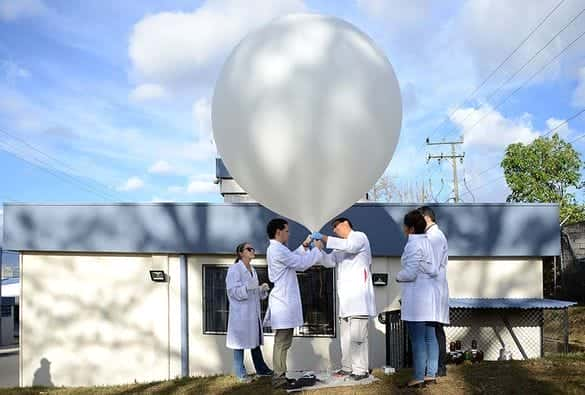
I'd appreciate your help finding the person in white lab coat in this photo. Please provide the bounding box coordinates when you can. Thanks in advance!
[226,242,273,383]
[314,217,376,381]
[396,209,439,388]
[264,218,324,390]
[418,206,450,377]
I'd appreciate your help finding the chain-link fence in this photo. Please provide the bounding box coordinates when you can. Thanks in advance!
[446,308,543,360]
[380,306,573,369]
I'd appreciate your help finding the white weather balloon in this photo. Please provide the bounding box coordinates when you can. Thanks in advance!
[212,14,402,231]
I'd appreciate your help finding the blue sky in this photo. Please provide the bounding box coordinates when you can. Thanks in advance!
[0,0,584,211]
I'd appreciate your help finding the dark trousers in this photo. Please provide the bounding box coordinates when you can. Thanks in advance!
[435,323,447,375]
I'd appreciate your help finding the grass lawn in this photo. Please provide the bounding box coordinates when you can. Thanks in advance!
[1,354,585,395]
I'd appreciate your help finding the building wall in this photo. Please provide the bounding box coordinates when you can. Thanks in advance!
[446,258,542,361]
[20,253,181,387]
[448,258,543,298]
[186,256,543,374]
[20,253,543,386]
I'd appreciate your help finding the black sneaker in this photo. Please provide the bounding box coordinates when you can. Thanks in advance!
[256,369,273,377]
[296,374,317,387]
[282,379,302,390]
[349,373,369,381]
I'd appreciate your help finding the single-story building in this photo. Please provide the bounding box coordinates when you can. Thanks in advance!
[2,197,562,387]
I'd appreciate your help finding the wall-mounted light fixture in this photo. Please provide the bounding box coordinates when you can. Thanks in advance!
[372,273,388,286]
[149,270,167,282]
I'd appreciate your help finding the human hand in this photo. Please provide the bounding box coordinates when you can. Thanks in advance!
[260,283,270,292]
[313,240,324,250]
[303,234,313,248]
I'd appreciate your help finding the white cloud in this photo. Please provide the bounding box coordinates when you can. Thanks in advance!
[356,0,431,29]
[458,0,585,85]
[0,0,47,21]
[453,105,540,148]
[148,160,173,174]
[573,66,585,107]
[187,174,217,194]
[128,0,306,89]
[151,196,175,203]
[167,185,185,194]
[189,97,217,160]
[1,60,31,80]
[545,117,574,139]
[129,83,168,102]
[187,180,217,194]
[118,177,145,192]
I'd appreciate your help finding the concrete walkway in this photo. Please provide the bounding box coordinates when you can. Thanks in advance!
[0,346,18,388]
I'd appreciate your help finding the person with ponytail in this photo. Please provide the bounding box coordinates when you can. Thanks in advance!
[396,210,440,388]
[226,242,273,383]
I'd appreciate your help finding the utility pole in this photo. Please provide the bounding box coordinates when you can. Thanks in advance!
[426,138,465,203]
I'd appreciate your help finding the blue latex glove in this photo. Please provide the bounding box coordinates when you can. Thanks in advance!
[310,241,315,249]
[311,232,323,240]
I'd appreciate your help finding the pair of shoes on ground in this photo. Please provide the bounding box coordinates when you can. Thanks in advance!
[335,369,369,381]
[406,376,437,388]
[256,369,274,377]
[273,377,302,390]
[237,369,274,383]
[348,373,369,381]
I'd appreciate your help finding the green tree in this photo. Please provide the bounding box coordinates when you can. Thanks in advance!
[501,133,585,224]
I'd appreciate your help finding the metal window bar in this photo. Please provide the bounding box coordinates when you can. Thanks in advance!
[202,265,335,337]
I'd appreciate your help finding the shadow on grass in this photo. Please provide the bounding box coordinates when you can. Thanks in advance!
[460,356,585,395]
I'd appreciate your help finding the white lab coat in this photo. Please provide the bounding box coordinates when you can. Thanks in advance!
[263,240,322,330]
[426,224,450,324]
[322,231,377,317]
[396,234,439,322]
[226,260,268,350]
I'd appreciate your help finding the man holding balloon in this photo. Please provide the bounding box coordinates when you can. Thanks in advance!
[263,218,326,390]
[315,218,377,381]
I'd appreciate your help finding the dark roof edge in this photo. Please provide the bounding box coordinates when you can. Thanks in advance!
[2,202,560,208]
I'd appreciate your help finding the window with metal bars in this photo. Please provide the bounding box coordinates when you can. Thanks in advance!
[202,265,335,337]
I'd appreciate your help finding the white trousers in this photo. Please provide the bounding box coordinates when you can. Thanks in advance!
[339,316,369,375]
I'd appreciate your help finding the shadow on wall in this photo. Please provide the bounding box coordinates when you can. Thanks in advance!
[21,257,182,386]
[32,357,54,387]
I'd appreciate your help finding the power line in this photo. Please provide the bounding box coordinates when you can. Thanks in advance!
[454,26,585,143]
[461,110,585,198]
[0,141,119,201]
[426,0,567,140]
[443,4,585,138]
[426,138,465,202]
[468,107,585,180]
[0,129,122,200]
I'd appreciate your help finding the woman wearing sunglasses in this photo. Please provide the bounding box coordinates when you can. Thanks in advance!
[226,242,273,383]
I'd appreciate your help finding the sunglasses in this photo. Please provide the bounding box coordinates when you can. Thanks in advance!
[244,247,256,252]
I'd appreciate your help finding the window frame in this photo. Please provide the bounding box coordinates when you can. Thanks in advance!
[202,264,336,338]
